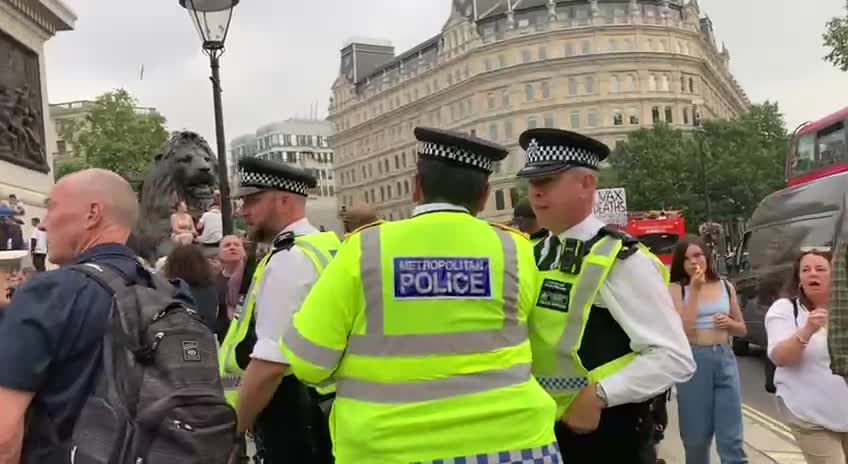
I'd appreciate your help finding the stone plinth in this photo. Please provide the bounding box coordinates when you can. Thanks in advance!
[0,0,75,248]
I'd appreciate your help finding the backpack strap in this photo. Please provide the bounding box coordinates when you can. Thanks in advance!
[722,279,732,301]
[70,262,130,294]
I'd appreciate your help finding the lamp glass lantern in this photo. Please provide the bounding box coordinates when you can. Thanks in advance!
[179,0,239,51]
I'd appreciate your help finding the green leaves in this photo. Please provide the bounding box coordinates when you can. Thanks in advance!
[607,103,788,230]
[56,89,169,181]
[824,1,848,71]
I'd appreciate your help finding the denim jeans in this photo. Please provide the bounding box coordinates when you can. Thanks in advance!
[677,344,748,464]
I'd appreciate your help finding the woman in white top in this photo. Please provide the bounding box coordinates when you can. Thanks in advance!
[765,249,848,464]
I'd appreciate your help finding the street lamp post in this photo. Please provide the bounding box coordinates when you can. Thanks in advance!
[179,0,239,236]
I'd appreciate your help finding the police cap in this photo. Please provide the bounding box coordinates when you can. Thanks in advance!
[234,157,317,198]
[516,128,609,179]
[414,127,508,174]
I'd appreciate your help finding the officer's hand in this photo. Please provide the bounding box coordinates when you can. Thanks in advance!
[562,385,603,434]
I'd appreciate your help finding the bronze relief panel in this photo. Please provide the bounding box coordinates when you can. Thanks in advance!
[0,28,48,173]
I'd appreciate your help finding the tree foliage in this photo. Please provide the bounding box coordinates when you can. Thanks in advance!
[57,89,168,180]
[824,1,848,71]
[607,102,788,228]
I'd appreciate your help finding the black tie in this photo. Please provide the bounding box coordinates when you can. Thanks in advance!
[538,235,561,271]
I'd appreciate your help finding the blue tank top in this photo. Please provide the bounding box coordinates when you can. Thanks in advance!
[683,281,730,330]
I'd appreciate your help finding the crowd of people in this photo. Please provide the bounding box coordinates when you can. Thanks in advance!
[0,124,847,464]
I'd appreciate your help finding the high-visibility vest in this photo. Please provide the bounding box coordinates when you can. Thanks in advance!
[281,212,559,464]
[218,231,341,408]
[530,227,669,419]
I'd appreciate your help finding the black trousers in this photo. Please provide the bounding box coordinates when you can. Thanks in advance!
[555,402,656,464]
[252,377,334,464]
[32,253,46,272]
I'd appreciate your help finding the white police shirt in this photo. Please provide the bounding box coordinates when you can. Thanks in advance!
[537,214,695,407]
[250,217,320,365]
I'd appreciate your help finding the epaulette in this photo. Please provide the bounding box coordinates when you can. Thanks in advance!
[489,222,530,241]
[270,231,296,255]
[598,226,640,260]
[346,220,384,239]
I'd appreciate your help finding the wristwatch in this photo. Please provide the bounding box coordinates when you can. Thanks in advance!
[595,383,609,408]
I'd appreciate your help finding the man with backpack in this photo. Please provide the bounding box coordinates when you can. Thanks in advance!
[218,157,338,463]
[0,169,234,464]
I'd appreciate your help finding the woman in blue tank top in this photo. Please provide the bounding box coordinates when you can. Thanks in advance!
[669,237,748,464]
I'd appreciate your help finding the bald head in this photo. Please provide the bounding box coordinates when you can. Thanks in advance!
[60,169,139,228]
[45,169,139,265]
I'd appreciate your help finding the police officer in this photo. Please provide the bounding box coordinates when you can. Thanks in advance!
[218,157,339,463]
[513,200,548,244]
[281,127,561,464]
[516,129,695,464]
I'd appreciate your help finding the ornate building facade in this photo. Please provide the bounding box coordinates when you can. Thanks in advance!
[328,0,749,222]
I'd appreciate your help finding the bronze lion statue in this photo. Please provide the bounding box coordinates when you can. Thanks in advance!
[129,131,219,263]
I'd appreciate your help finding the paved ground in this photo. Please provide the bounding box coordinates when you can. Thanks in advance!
[658,348,806,464]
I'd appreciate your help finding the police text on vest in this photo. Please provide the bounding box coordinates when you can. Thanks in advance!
[393,257,492,299]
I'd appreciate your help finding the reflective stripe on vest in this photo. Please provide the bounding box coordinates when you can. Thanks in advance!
[281,225,529,403]
[534,236,623,398]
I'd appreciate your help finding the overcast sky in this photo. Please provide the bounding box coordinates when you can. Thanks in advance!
[44,0,848,144]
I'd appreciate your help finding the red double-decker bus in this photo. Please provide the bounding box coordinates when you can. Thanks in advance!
[625,210,685,266]
[786,106,848,187]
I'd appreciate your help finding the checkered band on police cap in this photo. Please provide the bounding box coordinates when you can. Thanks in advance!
[417,141,494,173]
[525,138,600,169]
[238,169,309,196]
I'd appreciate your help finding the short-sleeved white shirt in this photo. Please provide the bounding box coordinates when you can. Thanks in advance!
[766,298,848,431]
[249,218,319,365]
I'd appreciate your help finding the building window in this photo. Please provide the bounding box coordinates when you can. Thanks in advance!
[652,106,661,124]
[380,186,385,201]
[649,74,657,91]
[568,78,578,96]
[527,116,538,129]
[689,77,696,93]
[629,108,640,125]
[404,179,410,194]
[587,110,599,128]
[661,75,670,91]
[627,74,637,91]
[570,111,581,129]
[394,155,400,169]
[681,76,687,93]
[581,39,592,55]
[402,151,407,167]
[488,92,496,110]
[396,181,401,197]
[378,160,383,174]
[565,43,575,57]
[544,113,555,128]
[387,185,393,199]
[683,107,691,125]
[584,76,594,95]
[541,80,551,99]
[665,106,674,123]
[522,49,532,63]
[365,190,370,203]
[504,119,513,138]
[510,188,519,207]
[610,76,620,94]
[495,190,505,211]
[538,46,547,60]
[489,123,499,140]
[485,58,492,72]
[501,88,511,107]
[613,109,623,126]
[525,84,535,101]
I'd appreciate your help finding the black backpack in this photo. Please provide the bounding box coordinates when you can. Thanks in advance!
[66,263,237,464]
